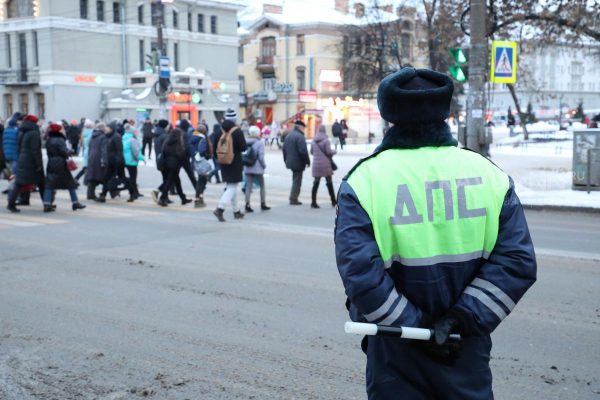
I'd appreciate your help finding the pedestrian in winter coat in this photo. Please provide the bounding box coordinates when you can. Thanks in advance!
[331,119,342,151]
[190,124,212,208]
[151,119,172,205]
[96,121,134,202]
[42,123,85,212]
[0,121,5,179]
[208,123,222,183]
[158,128,192,207]
[339,119,349,150]
[66,121,82,155]
[335,68,536,399]
[85,124,108,200]
[141,118,154,159]
[7,115,45,212]
[282,120,310,205]
[310,125,337,208]
[122,124,145,200]
[74,119,95,183]
[213,119,247,222]
[2,112,23,173]
[244,126,270,213]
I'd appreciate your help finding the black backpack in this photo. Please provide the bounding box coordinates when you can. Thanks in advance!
[242,144,258,166]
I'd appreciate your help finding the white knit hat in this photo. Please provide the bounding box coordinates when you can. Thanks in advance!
[225,108,237,121]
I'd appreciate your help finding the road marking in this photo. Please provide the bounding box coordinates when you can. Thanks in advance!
[536,247,600,262]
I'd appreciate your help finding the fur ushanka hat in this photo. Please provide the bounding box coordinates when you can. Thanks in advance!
[377,68,453,125]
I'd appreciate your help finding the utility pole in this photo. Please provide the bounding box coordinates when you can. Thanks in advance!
[466,0,486,154]
[153,0,168,119]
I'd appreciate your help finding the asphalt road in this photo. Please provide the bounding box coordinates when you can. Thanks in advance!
[0,148,599,399]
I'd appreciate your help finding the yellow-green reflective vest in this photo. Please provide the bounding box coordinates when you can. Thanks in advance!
[347,146,509,267]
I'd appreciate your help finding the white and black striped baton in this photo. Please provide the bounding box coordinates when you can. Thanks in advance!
[345,322,461,341]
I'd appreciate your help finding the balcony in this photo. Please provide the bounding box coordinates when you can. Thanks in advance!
[256,56,275,73]
[0,69,40,86]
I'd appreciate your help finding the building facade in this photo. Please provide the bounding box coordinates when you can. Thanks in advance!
[238,1,429,138]
[0,0,243,126]
[486,43,600,122]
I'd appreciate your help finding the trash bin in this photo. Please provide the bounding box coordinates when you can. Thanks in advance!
[572,129,600,191]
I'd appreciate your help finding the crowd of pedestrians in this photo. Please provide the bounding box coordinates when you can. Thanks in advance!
[0,108,343,221]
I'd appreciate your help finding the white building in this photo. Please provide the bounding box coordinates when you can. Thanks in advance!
[0,0,244,126]
[486,42,600,121]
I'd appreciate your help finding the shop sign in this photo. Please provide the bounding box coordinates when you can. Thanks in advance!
[298,90,318,103]
[253,90,277,103]
[273,82,294,93]
[74,75,103,84]
[319,69,342,82]
[211,82,227,91]
[167,92,192,103]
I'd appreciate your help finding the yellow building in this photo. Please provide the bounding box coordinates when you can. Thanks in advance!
[238,1,429,139]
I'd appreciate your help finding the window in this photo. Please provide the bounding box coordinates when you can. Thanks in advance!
[187,12,192,31]
[239,75,245,93]
[197,14,204,33]
[296,67,306,91]
[238,46,244,63]
[138,39,144,71]
[262,73,276,91]
[172,10,178,28]
[210,15,217,34]
[113,2,120,23]
[19,93,28,114]
[5,0,33,18]
[296,34,305,55]
[96,1,104,21]
[18,33,27,80]
[174,43,179,71]
[401,34,411,59]
[33,31,38,67]
[80,0,88,19]
[137,4,143,24]
[260,36,276,64]
[36,93,45,119]
[4,94,13,117]
[6,34,12,69]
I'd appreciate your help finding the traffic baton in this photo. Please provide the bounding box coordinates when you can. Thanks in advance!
[345,322,461,342]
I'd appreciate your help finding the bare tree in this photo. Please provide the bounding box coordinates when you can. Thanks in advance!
[339,1,409,96]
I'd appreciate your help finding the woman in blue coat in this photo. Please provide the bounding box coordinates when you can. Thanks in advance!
[122,123,145,201]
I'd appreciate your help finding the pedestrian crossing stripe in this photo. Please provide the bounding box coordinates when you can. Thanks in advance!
[490,40,517,84]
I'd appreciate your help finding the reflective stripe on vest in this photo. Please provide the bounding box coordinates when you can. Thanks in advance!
[347,147,509,267]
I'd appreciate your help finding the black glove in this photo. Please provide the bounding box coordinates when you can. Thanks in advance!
[415,308,472,365]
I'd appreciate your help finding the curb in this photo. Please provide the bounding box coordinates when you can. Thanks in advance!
[522,204,600,214]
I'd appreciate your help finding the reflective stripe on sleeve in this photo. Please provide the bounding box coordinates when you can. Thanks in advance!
[471,277,516,312]
[464,286,508,321]
[379,295,408,326]
[363,289,399,322]
[384,250,491,268]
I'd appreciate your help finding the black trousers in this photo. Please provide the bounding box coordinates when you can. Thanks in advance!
[195,174,207,198]
[290,170,303,202]
[160,167,185,201]
[8,181,44,206]
[100,163,132,197]
[142,137,153,158]
[125,165,140,196]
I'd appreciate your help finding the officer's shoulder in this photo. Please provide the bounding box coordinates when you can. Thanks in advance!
[458,147,506,174]
[343,150,388,181]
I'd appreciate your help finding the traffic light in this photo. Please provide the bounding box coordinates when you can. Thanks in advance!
[449,48,469,82]
[145,54,155,73]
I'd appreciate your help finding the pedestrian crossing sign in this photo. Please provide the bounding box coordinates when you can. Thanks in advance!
[490,40,517,84]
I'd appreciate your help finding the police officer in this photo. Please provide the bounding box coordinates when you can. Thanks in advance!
[335,68,537,399]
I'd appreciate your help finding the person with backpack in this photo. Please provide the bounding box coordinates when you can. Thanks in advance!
[213,118,246,222]
[243,126,270,212]
[190,124,213,208]
[122,123,145,201]
[282,120,310,205]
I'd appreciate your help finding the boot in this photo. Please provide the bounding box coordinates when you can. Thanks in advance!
[44,204,54,213]
[151,190,159,204]
[261,202,271,211]
[181,198,192,206]
[158,199,169,207]
[233,211,245,219]
[245,203,254,213]
[72,202,86,211]
[94,195,106,203]
[311,179,320,208]
[194,197,206,208]
[87,183,97,200]
[326,180,337,207]
[213,207,225,222]
[7,204,20,213]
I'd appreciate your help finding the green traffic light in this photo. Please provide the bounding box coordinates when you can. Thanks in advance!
[450,48,468,64]
[449,65,467,82]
